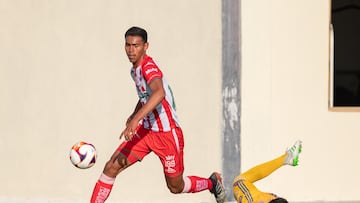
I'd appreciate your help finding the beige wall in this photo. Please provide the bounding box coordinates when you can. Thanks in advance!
[241,0,360,202]
[1,0,359,203]
[0,1,221,203]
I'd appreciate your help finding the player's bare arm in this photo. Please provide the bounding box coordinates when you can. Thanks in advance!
[126,100,143,126]
[120,78,165,140]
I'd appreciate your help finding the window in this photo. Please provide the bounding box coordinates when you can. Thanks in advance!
[330,0,360,109]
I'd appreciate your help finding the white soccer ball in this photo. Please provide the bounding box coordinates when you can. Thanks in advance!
[69,141,97,169]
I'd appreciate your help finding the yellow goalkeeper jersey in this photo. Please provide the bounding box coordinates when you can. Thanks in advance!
[233,178,277,203]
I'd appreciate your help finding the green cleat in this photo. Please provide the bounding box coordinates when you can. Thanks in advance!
[285,140,302,166]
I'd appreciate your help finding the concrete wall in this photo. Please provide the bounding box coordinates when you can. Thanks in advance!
[1,0,360,203]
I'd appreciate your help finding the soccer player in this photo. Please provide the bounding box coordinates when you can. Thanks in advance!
[90,26,226,203]
[232,140,302,203]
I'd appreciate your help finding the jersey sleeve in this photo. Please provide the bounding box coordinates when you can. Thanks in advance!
[142,62,163,84]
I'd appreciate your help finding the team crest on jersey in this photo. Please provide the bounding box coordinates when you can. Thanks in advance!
[165,155,176,173]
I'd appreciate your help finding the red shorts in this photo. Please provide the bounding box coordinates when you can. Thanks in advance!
[117,126,184,177]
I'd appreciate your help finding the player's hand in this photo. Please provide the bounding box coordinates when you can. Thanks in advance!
[120,118,138,141]
[120,128,134,141]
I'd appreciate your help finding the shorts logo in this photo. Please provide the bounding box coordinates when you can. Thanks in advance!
[165,155,176,173]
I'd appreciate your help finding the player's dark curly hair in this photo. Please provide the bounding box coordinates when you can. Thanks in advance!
[125,26,148,43]
[269,197,288,203]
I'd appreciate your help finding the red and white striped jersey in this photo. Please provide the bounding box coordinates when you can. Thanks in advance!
[130,55,180,132]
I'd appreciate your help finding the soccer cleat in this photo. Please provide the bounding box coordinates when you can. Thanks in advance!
[209,172,226,203]
[285,140,302,166]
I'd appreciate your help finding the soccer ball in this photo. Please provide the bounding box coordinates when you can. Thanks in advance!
[69,141,97,169]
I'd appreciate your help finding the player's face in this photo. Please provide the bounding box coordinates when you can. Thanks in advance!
[125,36,148,67]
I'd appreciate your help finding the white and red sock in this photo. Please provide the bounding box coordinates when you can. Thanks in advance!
[90,173,115,203]
[182,176,213,193]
